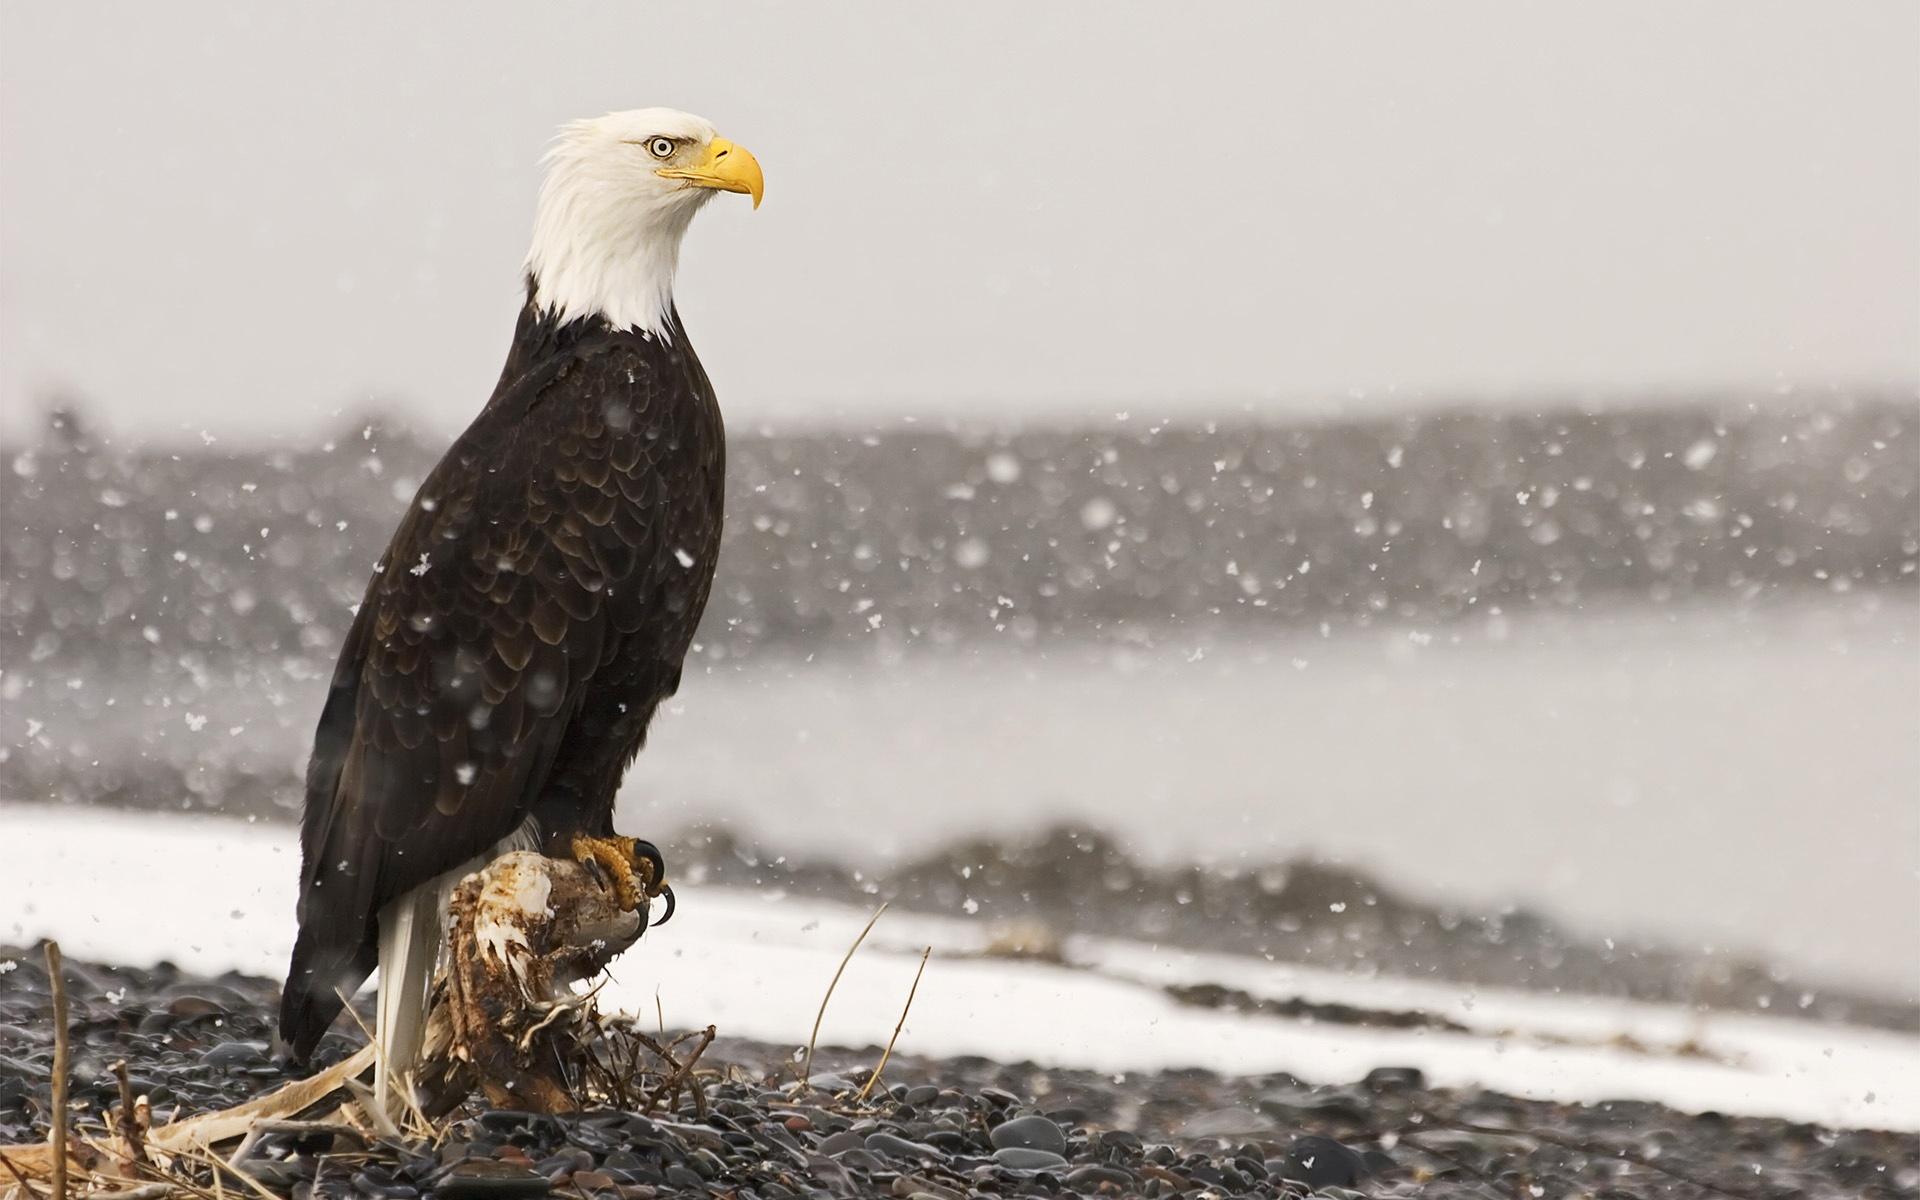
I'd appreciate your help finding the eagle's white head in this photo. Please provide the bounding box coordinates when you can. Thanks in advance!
[524,108,764,339]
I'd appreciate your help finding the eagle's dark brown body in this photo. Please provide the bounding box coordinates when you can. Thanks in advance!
[279,297,724,1061]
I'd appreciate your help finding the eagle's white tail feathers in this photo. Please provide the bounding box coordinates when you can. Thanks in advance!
[372,820,544,1118]
[374,884,440,1119]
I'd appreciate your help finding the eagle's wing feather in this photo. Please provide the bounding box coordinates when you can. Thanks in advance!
[279,338,675,1060]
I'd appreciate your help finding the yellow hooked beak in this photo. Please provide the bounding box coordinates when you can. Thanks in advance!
[657,137,764,209]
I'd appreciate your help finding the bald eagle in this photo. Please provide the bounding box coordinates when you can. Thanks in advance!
[278,110,763,1103]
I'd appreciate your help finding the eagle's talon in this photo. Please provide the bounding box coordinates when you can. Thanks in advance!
[651,885,676,928]
[569,833,671,915]
[628,839,666,893]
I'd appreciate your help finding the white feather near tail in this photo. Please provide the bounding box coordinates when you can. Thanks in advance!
[373,885,439,1117]
[374,821,541,1117]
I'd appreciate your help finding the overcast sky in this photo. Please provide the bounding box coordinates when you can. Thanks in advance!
[2,2,1915,443]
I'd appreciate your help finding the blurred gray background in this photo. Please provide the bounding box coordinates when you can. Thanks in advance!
[3,2,1916,438]
[3,3,1917,1018]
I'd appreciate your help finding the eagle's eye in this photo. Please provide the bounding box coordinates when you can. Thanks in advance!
[645,137,676,160]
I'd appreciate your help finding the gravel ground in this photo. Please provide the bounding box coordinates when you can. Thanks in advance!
[2,946,1914,1199]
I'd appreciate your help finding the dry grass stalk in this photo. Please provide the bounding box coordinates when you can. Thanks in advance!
[45,942,69,1200]
[176,1145,276,1200]
[800,902,888,1092]
[0,1147,44,1198]
[146,1044,376,1157]
[854,946,931,1104]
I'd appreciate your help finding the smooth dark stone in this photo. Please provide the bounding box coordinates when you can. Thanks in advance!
[564,1122,623,1154]
[988,1116,1066,1155]
[1363,1065,1427,1092]
[655,1119,728,1153]
[662,1164,706,1190]
[819,1130,865,1156]
[619,1114,660,1140]
[903,1085,940,1106]
[533,1149,591,1180]
[752,1122,812,1167]
[1280,1135,1370,1189]
[432,1159,553,1199]
[166,993,230,1018]
[475,1111,563,1141]
[990,1147,1069,1172]
[246,1159,310,1188]
[611,1159,665,1186]
[865,1132,944,1162]
[351,1170,419,1198]
[1063,1164,1132,1188]
[198,1040,268,1068]
[807,1073,857,1093]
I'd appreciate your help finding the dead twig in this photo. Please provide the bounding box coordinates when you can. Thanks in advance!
[111,1060,149,1180]
[643,1026,715,1117]
[800,903,887,1091]
[45,942,69,1200]
[855,946,931,1103]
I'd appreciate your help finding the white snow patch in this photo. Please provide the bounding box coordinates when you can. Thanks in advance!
[0,803,1913,1131]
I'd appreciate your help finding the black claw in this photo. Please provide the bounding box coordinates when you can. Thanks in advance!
[628,838,666,887]
[651,885,676,927]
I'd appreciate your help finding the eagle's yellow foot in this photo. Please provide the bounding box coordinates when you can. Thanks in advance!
[569,834,672,923]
